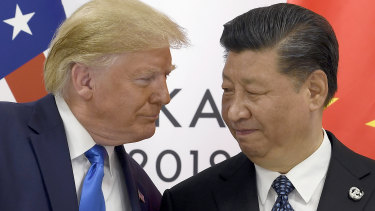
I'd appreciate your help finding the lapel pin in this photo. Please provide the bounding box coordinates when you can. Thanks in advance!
[349,187,364,201]
[138,189,145,203]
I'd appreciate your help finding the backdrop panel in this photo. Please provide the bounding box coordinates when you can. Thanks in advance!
[3,0,373,193]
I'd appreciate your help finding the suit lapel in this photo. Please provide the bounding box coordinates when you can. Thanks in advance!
[318,131,375,211]
[28,95,78,211]
[212,153,259,211]
[115,146,143,211]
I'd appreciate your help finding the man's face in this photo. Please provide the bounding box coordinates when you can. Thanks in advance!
[88,47,173,145]
[221,49,312,167]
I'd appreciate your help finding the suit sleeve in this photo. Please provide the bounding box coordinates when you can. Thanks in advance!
[159,189,175,211]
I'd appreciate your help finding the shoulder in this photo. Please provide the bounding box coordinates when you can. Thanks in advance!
[318,131,375,209]
[0,94,56,126]
[327,130,375,170]
[0,100,33,123]
[0,100,36,139]
[0,95,59,154]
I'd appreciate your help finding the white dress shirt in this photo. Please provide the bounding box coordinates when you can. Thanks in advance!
[255,130,332,211]
[56,95,131,211]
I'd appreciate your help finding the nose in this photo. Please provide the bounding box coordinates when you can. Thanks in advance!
[226,95,251,122]
[150,77,171,105]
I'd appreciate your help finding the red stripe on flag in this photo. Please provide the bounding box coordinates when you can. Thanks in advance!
[288,0,375,159]
[5,53,47,103]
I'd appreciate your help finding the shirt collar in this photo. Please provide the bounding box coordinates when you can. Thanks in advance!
[255,164,280,205]
[255,129,332,205]
[55,95,115,175]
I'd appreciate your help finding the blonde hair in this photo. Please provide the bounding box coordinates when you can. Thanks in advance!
[44,0,188,95]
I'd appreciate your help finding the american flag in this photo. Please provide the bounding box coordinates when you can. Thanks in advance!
[0,0,66,102]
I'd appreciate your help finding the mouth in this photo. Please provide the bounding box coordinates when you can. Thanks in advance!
[140,114,159,120]
[235,129,258,136]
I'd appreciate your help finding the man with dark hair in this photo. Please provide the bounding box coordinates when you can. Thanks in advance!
[160,3,375,211]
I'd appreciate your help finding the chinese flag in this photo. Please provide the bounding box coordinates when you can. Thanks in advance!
[288,0,375,159]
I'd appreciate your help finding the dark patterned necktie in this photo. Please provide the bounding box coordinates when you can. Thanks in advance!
[271,175,295,211]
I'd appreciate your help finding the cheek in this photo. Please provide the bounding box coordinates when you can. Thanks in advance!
[250,98,288,132]
[267,104,292,127]
[261,98,305,136]
[120,96,145,116]
[118,84,147,105]
[103,90,143,120]
[221,99,230,123]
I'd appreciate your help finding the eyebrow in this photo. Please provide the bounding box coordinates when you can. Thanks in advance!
[137,64,176,75]
[241,78,256,84]
[222,72,258,85]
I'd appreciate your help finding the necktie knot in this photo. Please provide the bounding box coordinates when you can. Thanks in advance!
[85,145,106,165]
[272,175,295,196]
[271,175,295,211]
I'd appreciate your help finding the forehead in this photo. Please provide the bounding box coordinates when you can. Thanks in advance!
[119,48,172,65]
[223,49,280,81]
[108,48,173,71]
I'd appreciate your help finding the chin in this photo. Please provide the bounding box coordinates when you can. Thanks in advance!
[118,123,156,143]
[237,138,259,152]
[135,127,156,142]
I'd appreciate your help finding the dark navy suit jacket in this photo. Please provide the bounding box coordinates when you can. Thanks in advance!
[160,131,375,211]
[0,94,161,211]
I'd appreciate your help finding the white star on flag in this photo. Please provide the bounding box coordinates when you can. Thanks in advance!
[3,4,35,40]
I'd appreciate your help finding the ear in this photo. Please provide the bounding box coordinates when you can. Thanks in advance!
[71,63,94,100]
[305,70,328,111]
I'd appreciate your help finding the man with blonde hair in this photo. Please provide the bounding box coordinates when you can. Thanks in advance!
[0,0,187,210]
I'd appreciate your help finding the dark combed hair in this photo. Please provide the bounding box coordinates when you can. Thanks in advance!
[220,3,338,106]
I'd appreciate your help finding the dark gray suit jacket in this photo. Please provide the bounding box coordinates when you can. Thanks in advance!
[0,94,161,211]
[160,131,375,210]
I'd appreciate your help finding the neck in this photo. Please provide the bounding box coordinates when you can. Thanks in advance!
[64,93,125,146]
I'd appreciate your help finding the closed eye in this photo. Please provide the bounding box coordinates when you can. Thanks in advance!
[139,77,153,81]
[246,91,259,95]
[246,90,267,95]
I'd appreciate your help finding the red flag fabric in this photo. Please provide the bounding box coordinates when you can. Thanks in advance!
[5,54,47,103]
[288,0,375,159]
